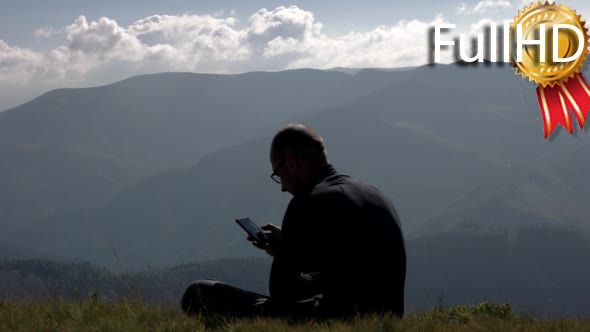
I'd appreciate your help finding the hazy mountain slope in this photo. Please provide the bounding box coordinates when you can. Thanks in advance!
[0,69,404,228]
[4,63,558,269]
[5,112,504,268]
[6,63,590,269]
[413,137,590,237]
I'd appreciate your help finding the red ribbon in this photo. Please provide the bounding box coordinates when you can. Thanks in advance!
[536,73,590,138]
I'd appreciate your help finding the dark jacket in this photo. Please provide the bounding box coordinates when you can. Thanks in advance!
[269,164,406,317]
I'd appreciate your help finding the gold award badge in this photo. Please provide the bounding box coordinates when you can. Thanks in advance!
[511,1,590,138]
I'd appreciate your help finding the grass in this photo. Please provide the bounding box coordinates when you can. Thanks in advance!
[1,298,589,331]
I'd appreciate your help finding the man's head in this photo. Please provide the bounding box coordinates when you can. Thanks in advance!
[270,124,328,195]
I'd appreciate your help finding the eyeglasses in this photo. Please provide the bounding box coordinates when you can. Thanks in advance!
[270,160,285,184]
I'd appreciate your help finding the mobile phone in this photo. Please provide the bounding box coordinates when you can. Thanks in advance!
[235,217,268,245]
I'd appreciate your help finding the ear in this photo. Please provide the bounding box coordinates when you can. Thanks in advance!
[285,158,297,171]
[285,155,302,171]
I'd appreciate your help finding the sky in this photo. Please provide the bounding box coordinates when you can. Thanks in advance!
[1,0,589,110]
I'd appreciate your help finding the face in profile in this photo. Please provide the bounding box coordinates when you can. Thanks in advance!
[271,154,305,196]
[271,156,290,194]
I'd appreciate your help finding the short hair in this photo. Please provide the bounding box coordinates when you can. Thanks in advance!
[271,124,328,163]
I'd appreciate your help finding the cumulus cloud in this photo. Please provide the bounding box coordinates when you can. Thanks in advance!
[0,6,454,89]
[0,40,44,84]
[284,15,450,69]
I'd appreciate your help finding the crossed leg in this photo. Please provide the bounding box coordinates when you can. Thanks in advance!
[180,279,269,317]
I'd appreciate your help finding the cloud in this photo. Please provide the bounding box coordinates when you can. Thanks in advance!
[0,6,454,90]
[457,0,512,15]
[282,15,451,69]
[0,40,44,84]
[33,27,60,39]
[473,0,512,13]
[248,6,320,41]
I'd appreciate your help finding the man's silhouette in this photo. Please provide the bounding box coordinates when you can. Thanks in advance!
[181,124,406,317]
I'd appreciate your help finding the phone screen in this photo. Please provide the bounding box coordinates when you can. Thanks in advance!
[235,218,267,243]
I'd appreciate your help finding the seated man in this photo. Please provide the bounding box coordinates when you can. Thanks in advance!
[181,124,406,318]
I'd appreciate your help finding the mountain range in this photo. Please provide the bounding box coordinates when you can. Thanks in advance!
[1,62,589,270]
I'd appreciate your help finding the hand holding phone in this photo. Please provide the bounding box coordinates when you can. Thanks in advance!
[258,224,281,256]
[235,218,281,256]
[235,218,268,246]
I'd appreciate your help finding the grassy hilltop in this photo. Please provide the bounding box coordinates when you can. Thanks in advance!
[1,300,589,331]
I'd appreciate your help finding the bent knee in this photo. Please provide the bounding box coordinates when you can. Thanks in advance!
[180,279,220,314]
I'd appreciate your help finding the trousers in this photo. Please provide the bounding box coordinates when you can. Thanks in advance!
[180,279,320,317]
